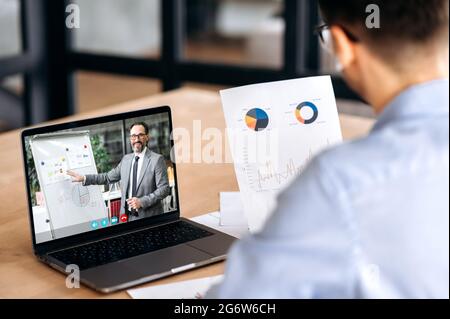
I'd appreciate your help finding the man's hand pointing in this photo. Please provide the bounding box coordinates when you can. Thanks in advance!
[67,170,85,183]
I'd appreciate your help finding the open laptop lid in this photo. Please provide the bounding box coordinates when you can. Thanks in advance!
[21,106,181,255]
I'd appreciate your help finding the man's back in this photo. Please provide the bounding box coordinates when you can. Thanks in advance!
[208,80,449,298]
[320,79,449,297]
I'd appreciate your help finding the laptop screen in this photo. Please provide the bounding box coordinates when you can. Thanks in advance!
[23,108,178,244]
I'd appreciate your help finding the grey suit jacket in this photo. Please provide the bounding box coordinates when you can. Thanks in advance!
[84,149,171,221]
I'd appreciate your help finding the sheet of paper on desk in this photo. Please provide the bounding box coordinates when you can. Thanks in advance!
[220,76,343,232]
[127,275,223,299]
[191,211,249,239]
[219,192,247,226]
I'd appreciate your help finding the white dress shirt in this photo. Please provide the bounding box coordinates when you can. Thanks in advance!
[128,147,147,200]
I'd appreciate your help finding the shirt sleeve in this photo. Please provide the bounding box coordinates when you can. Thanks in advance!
[205,155,358,299]
[84,160,122,186]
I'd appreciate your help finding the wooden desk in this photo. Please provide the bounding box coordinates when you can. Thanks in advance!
[0,88,374,298]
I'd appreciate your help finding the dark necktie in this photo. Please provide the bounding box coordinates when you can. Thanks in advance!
[132,156,140,198]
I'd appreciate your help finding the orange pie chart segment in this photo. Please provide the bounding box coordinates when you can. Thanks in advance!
[245,115,258,130]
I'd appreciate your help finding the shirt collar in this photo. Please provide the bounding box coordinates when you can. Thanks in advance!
[372,78,449,132]
[134,146,147,158]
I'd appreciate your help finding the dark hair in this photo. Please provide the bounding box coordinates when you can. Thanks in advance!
[318,0,449,45]
[129,122,149,135]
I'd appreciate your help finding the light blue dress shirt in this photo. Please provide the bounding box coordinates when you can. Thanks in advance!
[207,79,449,299]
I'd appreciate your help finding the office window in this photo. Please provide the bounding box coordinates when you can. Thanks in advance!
[0,0,22,58]
[183,0,284,69]
[72,0,161,59]
[0,73,23,94]
[0,74,23,131]
[74,71,162,113]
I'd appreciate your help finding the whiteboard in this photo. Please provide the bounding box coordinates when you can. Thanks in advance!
[30,131,108,240]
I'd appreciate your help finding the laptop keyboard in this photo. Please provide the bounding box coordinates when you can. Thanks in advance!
[49,221,213,270]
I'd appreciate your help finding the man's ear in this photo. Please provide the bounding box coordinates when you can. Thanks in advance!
[330,25,357,69]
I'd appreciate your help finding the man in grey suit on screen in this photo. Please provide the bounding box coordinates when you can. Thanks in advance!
[68,122,171,222]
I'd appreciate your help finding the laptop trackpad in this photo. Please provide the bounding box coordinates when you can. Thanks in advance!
[123,244,213,276]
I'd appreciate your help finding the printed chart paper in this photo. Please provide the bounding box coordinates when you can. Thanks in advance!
[220,76,342,232]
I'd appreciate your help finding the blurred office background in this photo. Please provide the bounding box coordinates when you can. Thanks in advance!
[0,0,373,133]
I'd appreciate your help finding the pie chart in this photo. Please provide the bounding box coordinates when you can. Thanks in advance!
[295,101,318,124]
[245,108,269,131]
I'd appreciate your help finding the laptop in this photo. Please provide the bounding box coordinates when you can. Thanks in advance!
[21,106,236,293]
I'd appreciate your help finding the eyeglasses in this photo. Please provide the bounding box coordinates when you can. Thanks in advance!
[315,23,360,53]
[130,133,147,140]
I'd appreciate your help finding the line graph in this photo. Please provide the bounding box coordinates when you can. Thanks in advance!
[242,139,332,192]
[255,154,312,189]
